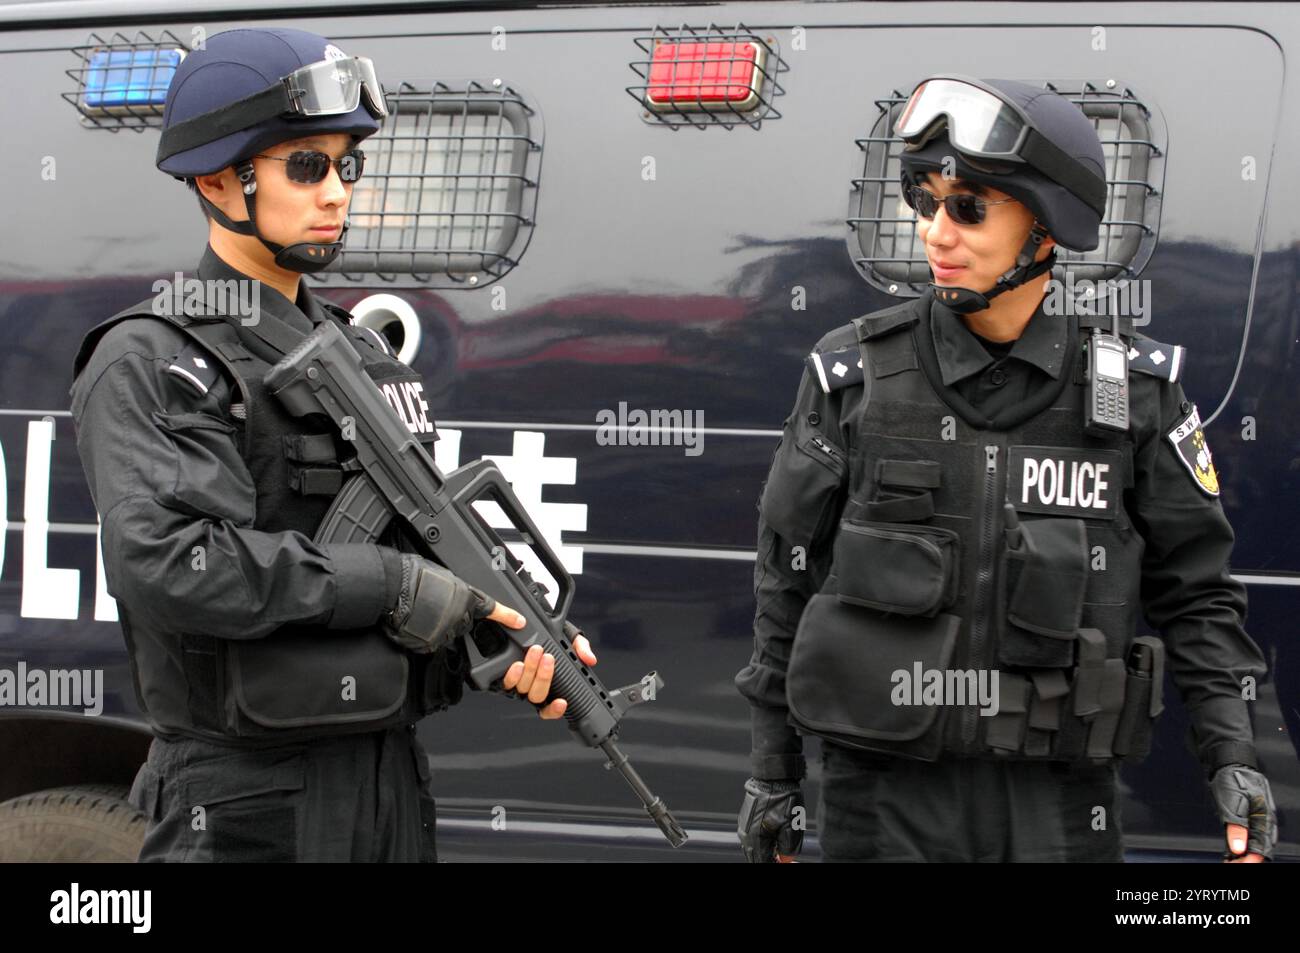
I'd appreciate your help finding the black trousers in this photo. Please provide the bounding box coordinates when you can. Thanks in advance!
[127,725,437,862]
[817,743,1124,862]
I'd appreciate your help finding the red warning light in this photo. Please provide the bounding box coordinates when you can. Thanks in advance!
[646,41,765,111]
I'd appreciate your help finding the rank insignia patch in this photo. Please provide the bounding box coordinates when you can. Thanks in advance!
[1166,404,1219,497]
[807,347,864,394]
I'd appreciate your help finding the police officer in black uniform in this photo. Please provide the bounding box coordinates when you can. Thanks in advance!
[736,75,1278,862]
[69,27,595,862]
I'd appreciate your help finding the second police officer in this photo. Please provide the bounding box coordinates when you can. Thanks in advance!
[736,75,1278,863]
[70,27,596,862]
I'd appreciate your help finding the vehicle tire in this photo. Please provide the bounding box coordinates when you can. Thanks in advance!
[0,784,147,862]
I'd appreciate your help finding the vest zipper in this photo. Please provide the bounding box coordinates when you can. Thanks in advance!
[963,442,1001,747]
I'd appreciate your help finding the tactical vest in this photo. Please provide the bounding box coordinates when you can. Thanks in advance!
[787,296,1169,765]
[75,296,464,745]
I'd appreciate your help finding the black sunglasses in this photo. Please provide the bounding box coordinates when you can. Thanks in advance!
[904,185,1015,225]
[254,148,366,184]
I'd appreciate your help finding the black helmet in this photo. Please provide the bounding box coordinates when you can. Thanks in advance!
[895,75,1108,311]
[156,27,387,273]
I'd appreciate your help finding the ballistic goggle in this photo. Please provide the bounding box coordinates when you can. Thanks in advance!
[895,75,1107,217]
[158,55,387,163]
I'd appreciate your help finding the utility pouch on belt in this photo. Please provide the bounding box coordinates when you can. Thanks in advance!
[998,511,1088,668]
[1112,635,1165,761]
[225,631,410,732]
[413,641,468,714]
[787,594,960,760]
[1058,628,1128,760]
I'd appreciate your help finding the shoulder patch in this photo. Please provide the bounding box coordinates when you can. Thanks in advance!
[807,345,864,394]
[1166,403,1219,497]
[165,339,222,396]
[1128,337,1185,383]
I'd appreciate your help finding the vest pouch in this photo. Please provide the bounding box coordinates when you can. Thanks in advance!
[833,520,958,617]
[225,628,410,731]
[861,458,942,523]
[1112,636,1165,762]
[787,594,960,760]
[998,517,1088,668]
[283,433,344,497]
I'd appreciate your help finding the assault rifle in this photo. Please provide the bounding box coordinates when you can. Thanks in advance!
[264,320,687,847]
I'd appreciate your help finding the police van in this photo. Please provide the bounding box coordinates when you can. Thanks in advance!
[0,0,1294,861]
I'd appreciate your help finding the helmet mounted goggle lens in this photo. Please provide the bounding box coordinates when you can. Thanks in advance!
[285,56,388,119]
[896,77,1028,158]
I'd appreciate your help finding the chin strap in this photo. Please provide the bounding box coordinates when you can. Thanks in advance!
[195,159,347,275]
[931,221,1055,314]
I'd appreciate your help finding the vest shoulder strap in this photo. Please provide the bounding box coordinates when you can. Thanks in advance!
[854,300,922,342]
[321,301,398,359]
[805,298,925,395]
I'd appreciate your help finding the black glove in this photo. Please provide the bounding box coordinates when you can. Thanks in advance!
[737,777,804,863]
[383,554,495,654]
[1209,763,1278,860]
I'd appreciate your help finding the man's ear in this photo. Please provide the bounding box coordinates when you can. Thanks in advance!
[195,167,247,222]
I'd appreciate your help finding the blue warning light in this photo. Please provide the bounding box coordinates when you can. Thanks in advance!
[82,48,182,111]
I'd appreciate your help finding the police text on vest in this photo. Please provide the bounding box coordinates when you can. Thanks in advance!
[1007,446,1121,518]
[1022,457,1109,509]
[380,380,433,434]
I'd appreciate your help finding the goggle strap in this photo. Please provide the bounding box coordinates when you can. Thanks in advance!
[1018,128,1109,217]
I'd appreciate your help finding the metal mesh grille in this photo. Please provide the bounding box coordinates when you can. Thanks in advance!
[325,81,541,286]
[848,81,1164,297]
[64,30,186,130]
[627,22,787,129]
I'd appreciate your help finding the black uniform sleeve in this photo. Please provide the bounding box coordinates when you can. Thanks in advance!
[735,367,851,781]
[70,329,403,641]
[1129,380,1267,776]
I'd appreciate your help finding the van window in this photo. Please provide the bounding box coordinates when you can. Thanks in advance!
[329,82,542,287]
